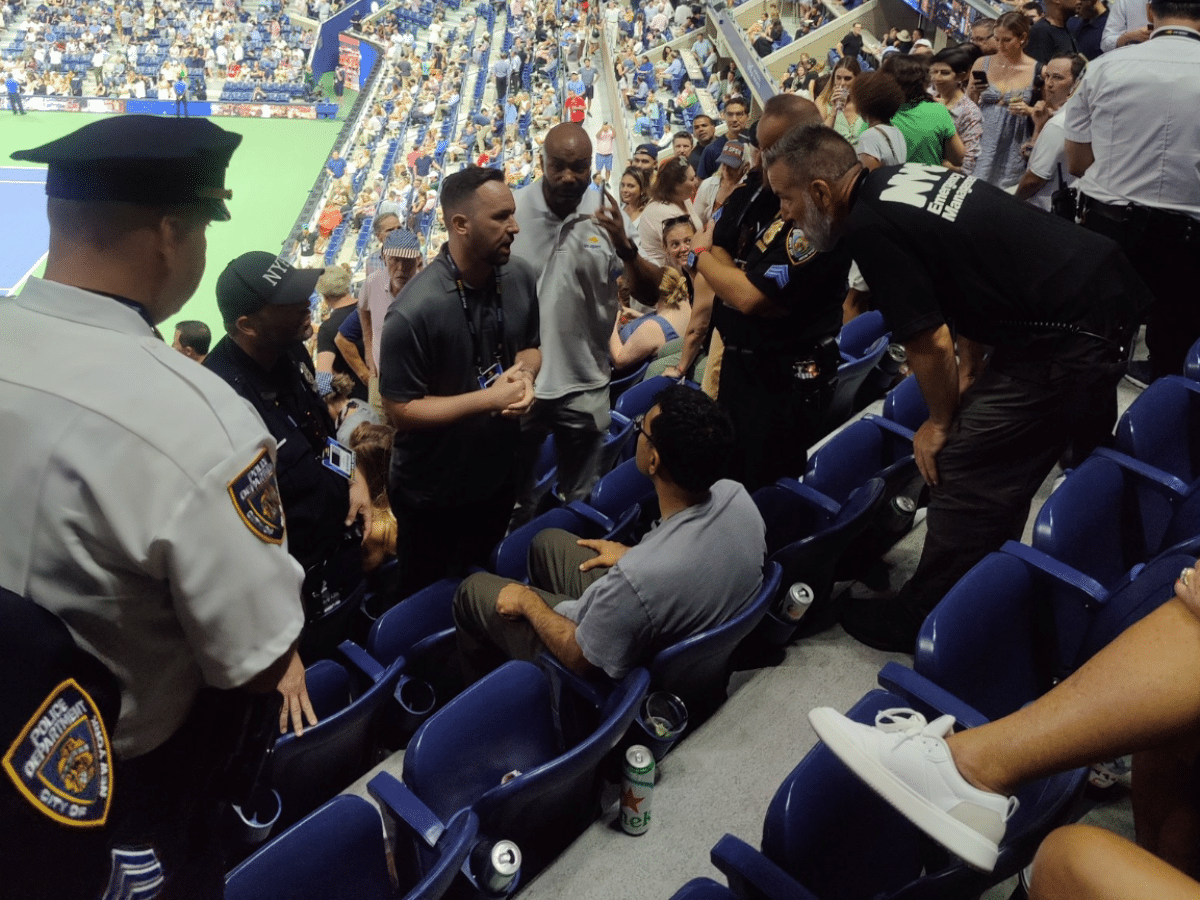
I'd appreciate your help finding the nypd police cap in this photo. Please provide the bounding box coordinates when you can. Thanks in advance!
[11,114,242,221]
[216,251,323,324]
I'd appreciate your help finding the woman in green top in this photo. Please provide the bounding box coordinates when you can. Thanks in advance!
[816,58,870,147]
[881,55,966,169]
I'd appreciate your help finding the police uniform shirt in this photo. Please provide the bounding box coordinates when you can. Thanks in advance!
[1063,27,1200,220]
[378,245,540,508]
[204,338,350,571]
[710,170,848,354]
[845,164,1138,355]
[510,182,623,399]
[0,278,305,759]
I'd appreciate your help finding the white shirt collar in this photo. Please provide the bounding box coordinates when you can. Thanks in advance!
[17,277,157,337]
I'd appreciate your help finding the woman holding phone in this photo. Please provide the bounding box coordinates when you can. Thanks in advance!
[970,11,1038,188]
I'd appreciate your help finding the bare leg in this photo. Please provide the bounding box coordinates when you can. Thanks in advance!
[947,597,1200,797]
[1028,824,1200,900]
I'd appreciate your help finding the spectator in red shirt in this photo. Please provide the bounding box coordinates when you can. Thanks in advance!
[565,89,587,124]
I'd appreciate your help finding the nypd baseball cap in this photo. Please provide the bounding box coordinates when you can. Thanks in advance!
[216,251,322,324]
[11,114,242,221]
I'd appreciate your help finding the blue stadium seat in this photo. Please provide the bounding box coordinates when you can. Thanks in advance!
[489,502,632,582]
[613,374,699,419]
[226,777,482,900]
[805,417,917,506]
[882,374,929,436]
[404,659,650,878]
[1115,375,1200,486]
[826,332,890,431]
[669,879,744,900]
[712,687,1086,900]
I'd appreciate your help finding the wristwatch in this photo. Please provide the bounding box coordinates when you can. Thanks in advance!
[687,246,709,268]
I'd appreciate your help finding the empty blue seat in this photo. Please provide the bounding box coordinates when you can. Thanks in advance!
[1115,375,1200,486]
[882,375,928,436]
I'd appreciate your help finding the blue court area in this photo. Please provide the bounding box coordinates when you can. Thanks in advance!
[0,166,49,296]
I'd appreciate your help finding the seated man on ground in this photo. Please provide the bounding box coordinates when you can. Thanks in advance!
[809,560,1200,898]
[453,385,766,683]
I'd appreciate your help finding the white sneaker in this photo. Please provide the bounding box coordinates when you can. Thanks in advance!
[808,707,1018,872]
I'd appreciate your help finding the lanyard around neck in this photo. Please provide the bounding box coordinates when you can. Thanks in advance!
[447,251,507,372]
[1151,27,1200,41]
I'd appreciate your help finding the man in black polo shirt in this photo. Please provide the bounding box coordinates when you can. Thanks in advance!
[378,168,541,598]
[1027,0,1079,61]
[667,95,849,492]
[838,21,866,60]
[766,126,1149,651]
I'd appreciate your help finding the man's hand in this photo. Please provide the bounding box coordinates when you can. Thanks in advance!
[913,419,951,487]
[486,369,528,412]
[1117,25,1151,46]
[1176,561,1200,623]
[502,371,536,418]
[596,187,637,260]
[347,468,374,540]
[496,582,533,620]
[662,365,685,381]
[577,538,631,571]
[691,219,716,255]
[277,647,319,735]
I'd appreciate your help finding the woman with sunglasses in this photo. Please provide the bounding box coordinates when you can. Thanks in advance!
[637,155,700,266]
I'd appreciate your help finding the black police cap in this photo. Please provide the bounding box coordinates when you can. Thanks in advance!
[11,114,242,221]
[0,587,122,899]
[216,251,323,324]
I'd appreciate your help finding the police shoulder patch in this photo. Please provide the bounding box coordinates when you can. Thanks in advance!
[787,227,817,266]
[3,679,114,827]
[228,449,286,544]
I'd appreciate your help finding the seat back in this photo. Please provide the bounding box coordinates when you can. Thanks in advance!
[367,577,461,666]
[837,310,887,359]
[650,563,782,724]
[610,361,651,404]
[225,795,393,900]
[613,374,678,418]
[825,335,890,430]
[268,652,406,828]
[1115,375,1200,485]
[882,375,929,435]
[490,505,608,581]
[405,661,649,878]
[588,457,655,520]
[805,418,915,507]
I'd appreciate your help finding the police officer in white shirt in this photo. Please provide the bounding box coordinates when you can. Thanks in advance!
[1,115,312,897]
[1065,0,1200,380]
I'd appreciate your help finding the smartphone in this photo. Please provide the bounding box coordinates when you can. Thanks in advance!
[972,70,988,87]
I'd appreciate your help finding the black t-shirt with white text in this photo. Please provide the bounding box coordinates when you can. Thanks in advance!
[846,164,1143,358]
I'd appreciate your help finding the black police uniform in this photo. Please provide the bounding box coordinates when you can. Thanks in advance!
[205,338,351,575]
[839,164,1149,649]
[709,169,850,492]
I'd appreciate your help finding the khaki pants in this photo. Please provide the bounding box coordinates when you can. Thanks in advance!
[453,528,607,683]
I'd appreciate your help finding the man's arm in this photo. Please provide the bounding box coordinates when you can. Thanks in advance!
[1014,168,1050,201]
[334,332,371,384]
[383,372,527,431]
[692,249,782,317]
[496,583,595,674]
[1065,139,1094,178]
[667,269,715,377]
[905,324,961,487]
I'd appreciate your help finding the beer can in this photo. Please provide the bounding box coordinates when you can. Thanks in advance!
[620,744,655,836]
[779,582,814,623]
[470,839,521,895]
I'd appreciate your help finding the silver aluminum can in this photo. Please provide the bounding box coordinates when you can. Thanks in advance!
[620,744,655,835]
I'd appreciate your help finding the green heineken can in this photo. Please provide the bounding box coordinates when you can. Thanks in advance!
[620,744,655,835]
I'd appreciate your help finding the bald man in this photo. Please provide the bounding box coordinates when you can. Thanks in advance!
[509,123,657,524]
[667,95,852,492]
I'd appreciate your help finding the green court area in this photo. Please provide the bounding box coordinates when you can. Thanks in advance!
[0,110,343,339]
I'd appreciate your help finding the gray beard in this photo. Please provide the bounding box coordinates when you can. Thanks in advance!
[800,205,835,253]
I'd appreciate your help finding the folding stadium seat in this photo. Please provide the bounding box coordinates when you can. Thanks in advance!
[613,374,700,419]
[826,321,891,431]
[1033,450,1200,590]
[226,775,489,900]
[881,374,929,436]
[805,417,917,506]
[752,477,887,638]
[669,881,742,900]
[1114,375,1200,486]
[403,659,649,878]
[648,562,782,731]
[710,688,1087,900]
[489,501,636,582]
[609,360,650,404]
[267,643,405,829]
[1184,336,1200,381]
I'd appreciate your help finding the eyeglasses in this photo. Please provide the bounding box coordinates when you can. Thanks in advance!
[633,413,654,444]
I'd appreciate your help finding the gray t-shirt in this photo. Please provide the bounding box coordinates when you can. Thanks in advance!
[556,480,767,678]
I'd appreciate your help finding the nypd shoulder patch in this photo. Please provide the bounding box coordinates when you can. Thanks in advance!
[3,678,114,827]
[764,264,791,290]
[228,449,286,544]
[787,227,817,267]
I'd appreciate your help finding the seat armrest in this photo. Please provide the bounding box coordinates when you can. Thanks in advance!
[774,478,842,516]
[338,639,388,682]
[876,662,989,730]
[565,500,617,532]
[999,541,1108,610]
[367,772,444,847]
[710,834,820,900]
[1093,447,1191,496]
[862,413,917,442]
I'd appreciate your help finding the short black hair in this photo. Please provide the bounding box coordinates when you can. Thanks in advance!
[440,166,504,216]
[1150,0,1200,18]
[724,96,750,114]
[175,319,212,355]
[648,385,735,494]
[673,130,693,144]
[881,54,933,104]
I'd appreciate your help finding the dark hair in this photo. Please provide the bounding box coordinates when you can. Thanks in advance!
[649,155,694,204]
[763,124,858,185]
[973,16,997,34]
[724,96,750,115]
[1021,1,1044,13]
[881,54,932,104]
[440,166,503,216]
[692,114,714,127]
[620,166,650,209]
[1150,0,1200,18]
[996,10,1032,40]
[930,45,979,75]
[328,372,356,403]
[175,319,212,355]
[850,71,904,123]
[348,423,394,504]
[1049,50,1088,80]
[673,130,694,144]
[661,214,694,241]
[648,385,735,493]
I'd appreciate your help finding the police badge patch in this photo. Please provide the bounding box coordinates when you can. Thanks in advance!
[228,449,286,544]
[3,679,113,827]
[787,227,817,266]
